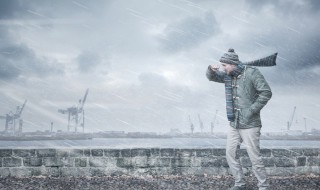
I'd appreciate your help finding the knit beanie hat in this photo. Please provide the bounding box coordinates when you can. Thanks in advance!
[219,48,240,65]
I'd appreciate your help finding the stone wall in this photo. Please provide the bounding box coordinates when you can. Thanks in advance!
[0,148,319,177]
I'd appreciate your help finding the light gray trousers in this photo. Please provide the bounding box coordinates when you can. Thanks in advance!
[226,126,269,190]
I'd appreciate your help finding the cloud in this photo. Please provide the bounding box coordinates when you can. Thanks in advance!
[158,11,219,53]
[0,27,64,80]
[76,51,102,73]
[138,72,168,86]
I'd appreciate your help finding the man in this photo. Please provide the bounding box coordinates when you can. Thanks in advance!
[206,48,274,190]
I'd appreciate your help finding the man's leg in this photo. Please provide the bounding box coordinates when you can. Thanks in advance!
[226,126,246,187]
[239,127,269,190]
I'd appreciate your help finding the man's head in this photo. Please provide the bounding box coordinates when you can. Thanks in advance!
[219,48,240,75]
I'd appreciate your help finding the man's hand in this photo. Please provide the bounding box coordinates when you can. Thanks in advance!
[210,64,220,72]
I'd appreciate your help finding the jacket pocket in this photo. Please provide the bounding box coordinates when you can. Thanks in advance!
[240,108,254,123]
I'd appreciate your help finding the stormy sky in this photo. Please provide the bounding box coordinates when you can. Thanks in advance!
[0,0,319,134]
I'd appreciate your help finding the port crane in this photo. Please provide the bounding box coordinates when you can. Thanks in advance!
[0,100,27,135]
[188,115,194,134]
[287,106,296,131]
[58,89,89,133]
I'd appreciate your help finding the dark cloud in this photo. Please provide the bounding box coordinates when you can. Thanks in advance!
[0,43,64,80]
[76,51,102,73]
[0,26,64,81]
[159,11,219,53]
[0,0,28,19]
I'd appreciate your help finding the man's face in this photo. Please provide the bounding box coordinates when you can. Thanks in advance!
[221,63,236,75]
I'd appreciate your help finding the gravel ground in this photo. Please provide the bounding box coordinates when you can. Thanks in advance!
[0,175,319,190]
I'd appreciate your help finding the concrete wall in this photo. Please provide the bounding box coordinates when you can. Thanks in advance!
[0,148,319,177]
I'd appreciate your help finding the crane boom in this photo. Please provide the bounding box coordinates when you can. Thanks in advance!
[17,100,27,116]
[287,106,296,130]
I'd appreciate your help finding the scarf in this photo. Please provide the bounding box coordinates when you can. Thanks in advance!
[224,64,244,122]
[224,53,278,122]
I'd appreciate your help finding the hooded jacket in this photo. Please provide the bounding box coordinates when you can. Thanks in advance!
[206,66,272,129]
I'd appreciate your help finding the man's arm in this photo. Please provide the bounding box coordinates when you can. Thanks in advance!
[249,69,272,113]
[206,65,226,83]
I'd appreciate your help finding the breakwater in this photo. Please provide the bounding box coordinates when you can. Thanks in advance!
[0,148,319,177]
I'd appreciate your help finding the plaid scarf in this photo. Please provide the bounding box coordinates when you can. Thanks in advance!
[224,53,278,122]
[224,64,244,122]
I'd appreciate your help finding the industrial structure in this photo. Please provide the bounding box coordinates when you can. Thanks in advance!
[58,89,89,133]
[188,115,194,134]
[287,106,297,131]
[0,100,27,135]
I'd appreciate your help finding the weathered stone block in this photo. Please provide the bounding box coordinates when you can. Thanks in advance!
[262,157,275,167]
[307,156,320,166]
[37,149,56,157]
[260,149,272,157]
[212,149,226,156]
[237,149,249,157]
[30,167,46,176]
[30,167,59,177]
[196,149,213,157]
[3,157,22,167]
[171,158,191,167]
[191,157,202,167]
[105,167,129,176]
[104,149,120,157]
[60,168,91,177]
[23,157,42,167]
[158,158,171,167]
[69,149,83,157]
[75,157,87,167]
[266,167,295,176]
[240,157,252,167]
[83,149,91,157]
[91,149,103,157]
[48,167,60,177]
[129,168,153,176]
[310,166,320,175]
[90,168,105,176]
[274,157,295,167]
[0,168,10,177]
[271,149,291,157]
[297,157,306,166]
[294,166,312,175]
[56,149,69,157]
[147,157,159,167]
[289,149,304,156]
[201,157,228,167]
[131,149,150,157]
[176,149,196,157]
[304,149,320,156]
[117,158,133,168]
[9,168,32,177]
[0,149,12,157]
[121,149,131,157]
[13,149,36,157]
[151,167,173,175]
[160,149,175,157]
[132,157,149,168]
[150,148,160,156]
[43,157,73,167]
[89,157,110,167]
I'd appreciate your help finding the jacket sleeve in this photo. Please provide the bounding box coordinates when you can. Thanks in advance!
[250,69,272,113]
[206,65,225,83]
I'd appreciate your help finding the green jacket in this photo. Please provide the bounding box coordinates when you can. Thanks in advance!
[206,66,272,129]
